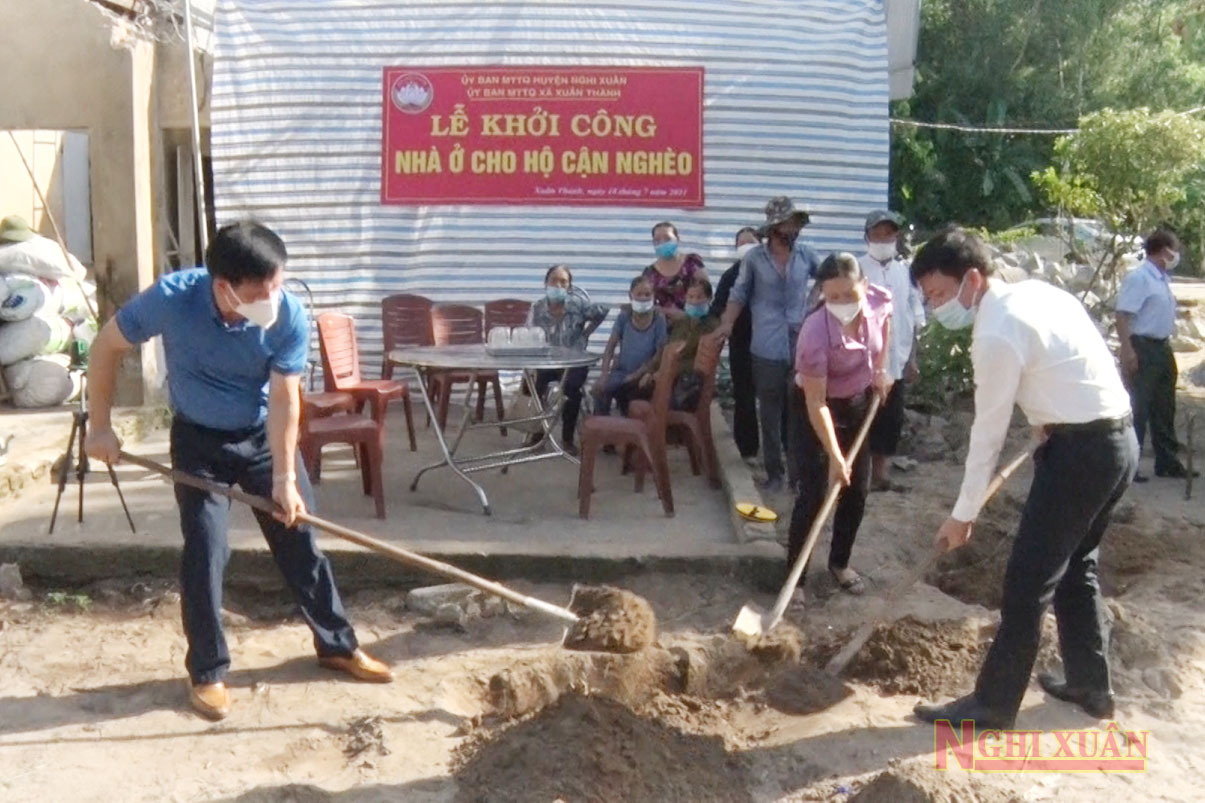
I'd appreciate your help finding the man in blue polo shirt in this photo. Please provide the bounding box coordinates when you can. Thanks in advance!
[717,196,823,494]
[85,221,392,721]
[1115,229,1196,482]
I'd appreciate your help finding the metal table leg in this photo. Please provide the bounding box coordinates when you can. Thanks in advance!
[408,368,492,515]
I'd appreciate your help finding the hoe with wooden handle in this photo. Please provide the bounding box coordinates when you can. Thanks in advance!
[732,393,880,641]
[119,450,655,653]
[823,444,1036,677]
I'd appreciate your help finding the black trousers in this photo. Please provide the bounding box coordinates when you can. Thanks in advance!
[787,391,873,580]
[534,366,589,444]
[728,333,759,458]
[974,422,1138,719]
[170,419,358,685]
[868,379,906,456]
[1128,335,1181,472]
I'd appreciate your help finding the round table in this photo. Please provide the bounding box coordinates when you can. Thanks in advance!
[388,345,600,515]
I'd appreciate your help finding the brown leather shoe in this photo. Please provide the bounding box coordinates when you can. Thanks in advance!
[189,682,231,721]
[318,649,394,683]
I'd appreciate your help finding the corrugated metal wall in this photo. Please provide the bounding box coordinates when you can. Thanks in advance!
[211,0,890,364]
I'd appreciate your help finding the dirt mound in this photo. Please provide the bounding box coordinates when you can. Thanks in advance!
[1106,599,1187,701]
[487,647,680,719]
[926,513,1014,610]
[842,616,990,696]
[487,633,846,720]
[927,503,1178,607]
[851,762,1013,803]
[1099,521,1179,595]
[564,585,657,654]
[452,694,752,803]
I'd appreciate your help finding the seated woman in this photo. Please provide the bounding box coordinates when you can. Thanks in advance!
[790,252,893,602]
[636,277,720,412]
[642,221,707,321]
[594,275,668,416]
[526,264,609,455]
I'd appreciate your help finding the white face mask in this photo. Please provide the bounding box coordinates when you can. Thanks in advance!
[736,242,757,260]
[931,274,977,330]
[631,299,655,314]
[826,301,862,326]
[1166,250,1181,271]
[224,283,281,329]
[867,241,896,262]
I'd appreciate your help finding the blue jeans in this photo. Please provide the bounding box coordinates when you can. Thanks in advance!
[170,418,358,685]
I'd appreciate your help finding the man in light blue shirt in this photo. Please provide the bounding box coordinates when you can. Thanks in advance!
[719,196,823,492]
[1115,229,1194,481]
[85,222,392,721]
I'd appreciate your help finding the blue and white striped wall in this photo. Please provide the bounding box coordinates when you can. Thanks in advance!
[211,0,891,364]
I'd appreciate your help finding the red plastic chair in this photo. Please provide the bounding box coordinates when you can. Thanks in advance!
[380,294,434,380]
[429,303,504,431]
[577,342,683,519]
[299,394,385,519]
[316,312,417,451]
[484,298,532,332]
[628,332,728,489]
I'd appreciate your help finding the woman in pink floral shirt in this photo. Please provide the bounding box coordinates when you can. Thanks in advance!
[642,221,707,321]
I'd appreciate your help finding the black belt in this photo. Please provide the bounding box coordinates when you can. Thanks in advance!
[1046,414,1132,435]
[1132,334,1169,344]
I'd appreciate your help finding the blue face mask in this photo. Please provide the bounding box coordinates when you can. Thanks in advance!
[546,286,568,304]
[684,303,709,319]
[655,241,679,260]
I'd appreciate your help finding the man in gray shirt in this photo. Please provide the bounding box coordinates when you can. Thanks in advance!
[718,196,822,492]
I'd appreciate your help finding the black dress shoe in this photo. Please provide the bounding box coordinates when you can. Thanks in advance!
[1038,673,1115,719]
[913,693,1015,730]
[1155,465,1200,479]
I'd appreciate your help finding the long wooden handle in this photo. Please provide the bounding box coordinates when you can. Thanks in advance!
[764,393,882,633]
[119,451,580,624]
[824,443,1036,676]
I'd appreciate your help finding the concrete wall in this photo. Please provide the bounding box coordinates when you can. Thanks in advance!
[0,0,161,404]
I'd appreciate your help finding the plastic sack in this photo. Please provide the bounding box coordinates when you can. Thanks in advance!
[0,276,8,307]
[3,354,75,408]
[59,279,97,323]
[0,274,62,322]
[0,315,72,365]
[0,236,88,281]
[71,318,98,348]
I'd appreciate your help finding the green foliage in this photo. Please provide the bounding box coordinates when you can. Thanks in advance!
[911,323,975,412]
[893,0,1205,238]
[44,591,92,611]
[1034,108,1205,284]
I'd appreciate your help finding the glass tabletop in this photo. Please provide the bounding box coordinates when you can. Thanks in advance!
[387,344,600,371]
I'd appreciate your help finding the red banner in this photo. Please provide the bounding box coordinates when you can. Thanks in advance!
[381,66,704,207]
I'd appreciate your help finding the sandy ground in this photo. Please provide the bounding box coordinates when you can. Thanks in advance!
[2,429,1204,801]
[2,282,1202,801]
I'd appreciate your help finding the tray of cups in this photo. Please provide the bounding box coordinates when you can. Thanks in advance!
[485,325,552,357]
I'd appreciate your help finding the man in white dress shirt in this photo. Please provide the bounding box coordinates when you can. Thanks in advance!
[858,210,926,491]
[909,227,1137,730]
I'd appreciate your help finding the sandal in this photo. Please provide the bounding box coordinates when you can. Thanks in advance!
[830,567,866,596]
[871,478,907,493]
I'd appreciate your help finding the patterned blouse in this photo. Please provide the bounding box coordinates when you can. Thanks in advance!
[642,253,706,311]
[527,296,610,349]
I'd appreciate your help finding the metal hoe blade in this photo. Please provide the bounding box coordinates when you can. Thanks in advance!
[732,603,770,639]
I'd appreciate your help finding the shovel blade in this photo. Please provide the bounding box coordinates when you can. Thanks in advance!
[731,603,768,639]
